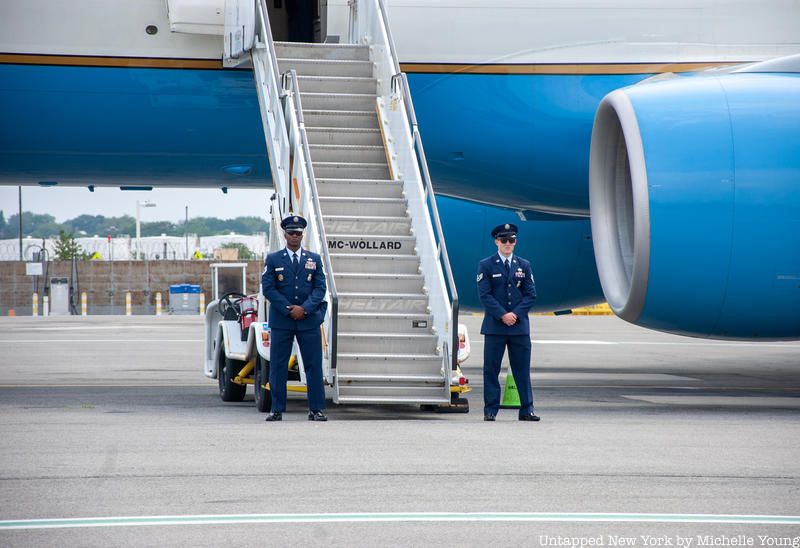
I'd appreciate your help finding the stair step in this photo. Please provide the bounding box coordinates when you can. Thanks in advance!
[338,292,429,313]
[297,75,378,95]
[324,215,411,235]
[320,196,406,216]
[336,273,424,293]
[309,144,387,164]
[303,110,379,129]
[337,374,444,383]
[326,234,416,255]
[314,161,391,180]
[300,92,376,111]
[338,332,438,354]
[317,179,403,199]
[338,313,434,334]
[274,42,371,61]
[306,127,382,146]
[335,388,449,404]
[336,353,443,376]
[278,58,374,78]
[329,253,420,273]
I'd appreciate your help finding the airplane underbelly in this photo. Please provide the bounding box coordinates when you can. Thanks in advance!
[0,63,270,188]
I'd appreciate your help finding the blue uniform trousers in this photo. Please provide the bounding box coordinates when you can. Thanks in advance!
[269,326,326,413]
[483,334,534,416]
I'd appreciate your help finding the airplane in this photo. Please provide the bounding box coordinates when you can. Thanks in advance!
[0,0,798,340]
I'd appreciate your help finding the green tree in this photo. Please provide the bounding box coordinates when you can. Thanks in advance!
[220,242,254,260]
[30,220,66,239]
[0,210,6,238]
[228,216,269,234]
[64,214,136,237]
[142,220,178,237]
[5,212,61,238]
[54,230,87,260]
[8,211,269,239]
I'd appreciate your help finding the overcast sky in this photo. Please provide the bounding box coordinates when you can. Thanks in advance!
[0,186,272,223]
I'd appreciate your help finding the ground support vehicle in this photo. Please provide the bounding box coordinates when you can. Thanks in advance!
[203,291,472,413]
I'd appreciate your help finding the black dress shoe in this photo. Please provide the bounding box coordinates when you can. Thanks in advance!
[483,414,496,421]
[308,411,328,422]
[265,412,282,421]
[519,412,541,422]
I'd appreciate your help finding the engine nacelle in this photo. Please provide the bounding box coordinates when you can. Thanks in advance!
[590,62,800,340]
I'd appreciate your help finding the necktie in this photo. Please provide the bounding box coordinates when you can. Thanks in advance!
[504,259,510,273]
[293,253,299,269]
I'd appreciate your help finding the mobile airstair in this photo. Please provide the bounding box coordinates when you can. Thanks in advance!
[224,0,463,405]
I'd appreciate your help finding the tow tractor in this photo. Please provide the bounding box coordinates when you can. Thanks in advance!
[203,290,472,413]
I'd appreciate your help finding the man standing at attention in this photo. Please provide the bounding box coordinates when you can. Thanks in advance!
[476,223,539,422]
[262,215,328,422]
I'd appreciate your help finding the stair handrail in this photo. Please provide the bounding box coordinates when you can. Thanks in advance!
[399,71,460,371]
[282,69,339,373]
[253,0,290,215]
[351,0,459,371]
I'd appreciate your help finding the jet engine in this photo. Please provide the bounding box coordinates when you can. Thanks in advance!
[589,57,800,339]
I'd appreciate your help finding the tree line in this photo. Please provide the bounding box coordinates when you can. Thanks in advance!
[0,211,269,239]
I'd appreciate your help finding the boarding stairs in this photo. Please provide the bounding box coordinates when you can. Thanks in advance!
[231,0,459,405]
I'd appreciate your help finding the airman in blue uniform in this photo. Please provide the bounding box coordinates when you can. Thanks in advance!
[476,223,540,422]
[261,215,328,422]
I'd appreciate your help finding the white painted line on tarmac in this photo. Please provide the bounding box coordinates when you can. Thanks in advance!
[534,340,800,348]
[0,339,202,343]
[2,339,797,348]
[615,341,800,348]
[0,384,210,388]
[624,395,800,408]
[536,340,617,345]
[6,325,169,331]
[1,512,799,530]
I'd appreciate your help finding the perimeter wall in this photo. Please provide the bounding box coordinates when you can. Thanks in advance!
[0,260,263,315]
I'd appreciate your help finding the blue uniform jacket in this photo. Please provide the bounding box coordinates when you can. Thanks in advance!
[262,248,327,331]
[477,254,536,336]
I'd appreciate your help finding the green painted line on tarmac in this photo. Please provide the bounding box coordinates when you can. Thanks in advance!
[2,512,800,530]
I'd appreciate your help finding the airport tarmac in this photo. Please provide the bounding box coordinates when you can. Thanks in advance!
[0,314,798,547]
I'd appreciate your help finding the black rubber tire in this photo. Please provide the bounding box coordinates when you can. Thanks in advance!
[254,355,272,413]
[219,354,247,402]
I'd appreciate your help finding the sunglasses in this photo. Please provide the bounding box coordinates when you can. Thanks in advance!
[286,231,303,236]
[497,237,516,244]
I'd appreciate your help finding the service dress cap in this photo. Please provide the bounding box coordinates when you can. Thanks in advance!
[491,223,518,239]
[281,215,308,232]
